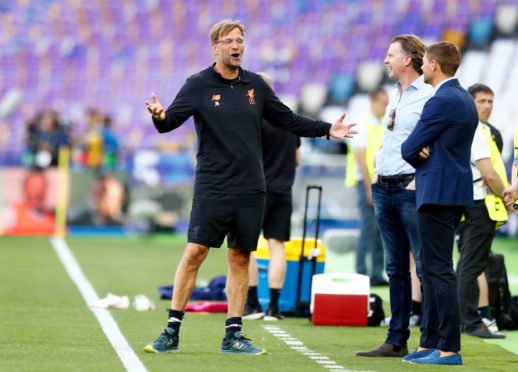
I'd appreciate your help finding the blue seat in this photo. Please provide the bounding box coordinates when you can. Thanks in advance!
[468,17,495,45]
[328,73,356,104]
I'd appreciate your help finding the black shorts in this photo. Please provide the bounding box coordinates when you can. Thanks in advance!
[188,193,265,251]
[262,191,292,242]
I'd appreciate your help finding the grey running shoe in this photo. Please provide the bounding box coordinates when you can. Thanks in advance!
[144,328,179,353]
[220,331,267,355]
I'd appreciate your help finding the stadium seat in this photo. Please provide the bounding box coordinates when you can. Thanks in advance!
[357,62,384,92]
[455,50,488,89]
[495,3,518,35]
[484,39,515,93]
[468,17,495,47]
[328,73,356,105]
[299,83,328,116]
[443,29,467,49]
[0,0,510,157]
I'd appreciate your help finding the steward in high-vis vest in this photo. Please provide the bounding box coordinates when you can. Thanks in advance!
[345,87,388,286]
[457,83,509,339]
[480,124,508,228]
[345,113,384,187]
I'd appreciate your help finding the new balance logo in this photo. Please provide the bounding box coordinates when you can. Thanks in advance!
[233,340,247,351]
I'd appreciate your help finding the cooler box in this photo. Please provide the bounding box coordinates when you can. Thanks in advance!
[310,273,370,326]
[255,236,325,313]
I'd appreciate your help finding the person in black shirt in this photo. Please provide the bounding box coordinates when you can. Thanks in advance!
[144,19,356,355]
[243,72,301,321]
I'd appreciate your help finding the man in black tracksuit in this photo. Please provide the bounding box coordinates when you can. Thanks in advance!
[144,19,356,355]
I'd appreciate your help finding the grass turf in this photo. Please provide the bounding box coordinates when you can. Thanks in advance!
[0,235,517,371]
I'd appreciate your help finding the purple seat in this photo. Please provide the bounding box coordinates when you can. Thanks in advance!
[0,0,504,156]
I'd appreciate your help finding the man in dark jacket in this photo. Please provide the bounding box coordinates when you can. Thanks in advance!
[401,41,478,366]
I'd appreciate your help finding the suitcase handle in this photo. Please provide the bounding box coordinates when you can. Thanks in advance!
[296,185,322,310]
[301,185,322,255]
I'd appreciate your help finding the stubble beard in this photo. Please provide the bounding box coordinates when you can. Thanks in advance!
[224,56,241,70]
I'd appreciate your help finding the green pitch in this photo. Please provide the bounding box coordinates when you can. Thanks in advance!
[0,235,517,371]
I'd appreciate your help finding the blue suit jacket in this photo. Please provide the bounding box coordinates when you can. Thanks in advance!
[401,79,478,210]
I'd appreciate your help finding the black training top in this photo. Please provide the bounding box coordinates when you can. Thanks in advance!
[262,120,301,194]
[153,65,331,195]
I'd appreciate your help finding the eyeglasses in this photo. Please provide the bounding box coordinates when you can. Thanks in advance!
[215,38,245,46]
[387,109,396,130]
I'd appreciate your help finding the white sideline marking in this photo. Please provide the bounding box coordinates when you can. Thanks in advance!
[51,237,147,372]
[263,325,375,372]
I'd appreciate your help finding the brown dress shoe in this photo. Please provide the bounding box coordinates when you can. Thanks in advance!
[356,342,409,357]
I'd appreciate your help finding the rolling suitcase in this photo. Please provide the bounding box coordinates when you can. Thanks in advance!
[255,185,325,314]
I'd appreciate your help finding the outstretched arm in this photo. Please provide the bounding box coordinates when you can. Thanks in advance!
[145,79,197,133]
[262,80,356,139]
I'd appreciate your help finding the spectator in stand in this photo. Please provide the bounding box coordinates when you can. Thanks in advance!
[24,109,70,168]
[101,116,120,171]
[83,108,105,169]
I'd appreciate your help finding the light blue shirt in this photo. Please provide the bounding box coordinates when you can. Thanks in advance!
[375,75,433,176]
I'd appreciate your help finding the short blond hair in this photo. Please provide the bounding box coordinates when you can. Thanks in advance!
[209,19,245,44]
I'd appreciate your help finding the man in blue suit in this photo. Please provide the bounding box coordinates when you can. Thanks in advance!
[401,41,478,366]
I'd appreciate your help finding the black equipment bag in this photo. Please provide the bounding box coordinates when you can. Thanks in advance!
[367,294,386,326]
[486,252,518,330]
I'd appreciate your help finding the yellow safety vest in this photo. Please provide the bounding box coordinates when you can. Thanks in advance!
[482,125,508,229]
[345,114,384,187]
[514,122,518,160]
